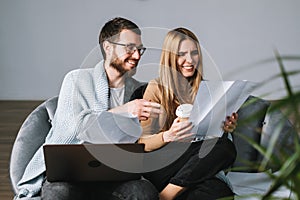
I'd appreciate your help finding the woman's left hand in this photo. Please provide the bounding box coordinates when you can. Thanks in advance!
[223,112,238,133]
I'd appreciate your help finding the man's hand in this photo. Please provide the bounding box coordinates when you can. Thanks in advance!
[109,99,162,121]
[223,112,238,133]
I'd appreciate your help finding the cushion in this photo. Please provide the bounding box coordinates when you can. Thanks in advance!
[258,106,299,172]
[45,96,58,125]
[9,96,58,194]
[231,96,270,172]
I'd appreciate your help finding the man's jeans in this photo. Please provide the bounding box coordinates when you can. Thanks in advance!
[41,179,158,200]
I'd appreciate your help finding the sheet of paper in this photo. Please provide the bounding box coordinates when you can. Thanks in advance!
[77,111,142,143]
[189,80,257,138]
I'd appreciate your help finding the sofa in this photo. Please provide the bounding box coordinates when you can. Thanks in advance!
[9,95,299,199]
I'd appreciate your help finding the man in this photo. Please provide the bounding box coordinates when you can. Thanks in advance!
[16,17,161,200]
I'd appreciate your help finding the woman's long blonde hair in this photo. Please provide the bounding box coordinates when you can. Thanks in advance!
[158,27,203,129]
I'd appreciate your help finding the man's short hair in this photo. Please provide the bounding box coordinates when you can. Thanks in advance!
[99,17,141,59]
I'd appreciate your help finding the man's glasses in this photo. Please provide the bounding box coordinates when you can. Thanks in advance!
[108,41,146,56]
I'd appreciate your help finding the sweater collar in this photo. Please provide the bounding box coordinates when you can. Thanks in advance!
[93,60,109,111]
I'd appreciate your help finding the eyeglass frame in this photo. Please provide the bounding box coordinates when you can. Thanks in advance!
[107,40,146,56]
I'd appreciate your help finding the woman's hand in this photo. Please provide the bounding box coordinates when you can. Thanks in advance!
[223,112,238,133]
[163,118,195,142]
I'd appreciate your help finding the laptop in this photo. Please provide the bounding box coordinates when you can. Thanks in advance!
[43,143,145,182]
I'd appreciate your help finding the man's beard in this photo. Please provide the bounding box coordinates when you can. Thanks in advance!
[110,52,138,76]
[110,56,127,75]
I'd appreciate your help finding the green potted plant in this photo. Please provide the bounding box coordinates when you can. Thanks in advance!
[237,50,300,199]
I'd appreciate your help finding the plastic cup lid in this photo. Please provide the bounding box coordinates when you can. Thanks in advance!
[176,104,193,118]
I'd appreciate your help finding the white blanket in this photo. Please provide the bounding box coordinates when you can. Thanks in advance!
[227,171,295,199]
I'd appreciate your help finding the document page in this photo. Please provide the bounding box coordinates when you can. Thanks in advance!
[189,80,257,138]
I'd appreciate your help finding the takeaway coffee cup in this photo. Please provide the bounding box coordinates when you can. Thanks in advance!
[176,104,193,122]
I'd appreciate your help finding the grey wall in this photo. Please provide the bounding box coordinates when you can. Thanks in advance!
[1,0,299,100]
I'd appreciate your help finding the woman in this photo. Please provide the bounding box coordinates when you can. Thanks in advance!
[138,28,238,200]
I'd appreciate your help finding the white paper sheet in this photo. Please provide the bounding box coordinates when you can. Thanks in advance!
[77,111,142,143]
[189,80,257,138]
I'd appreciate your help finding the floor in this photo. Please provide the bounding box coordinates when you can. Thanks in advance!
[0,100,42,200]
